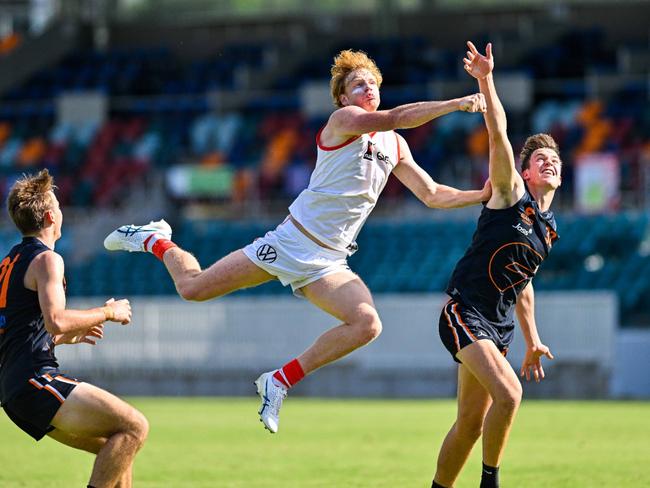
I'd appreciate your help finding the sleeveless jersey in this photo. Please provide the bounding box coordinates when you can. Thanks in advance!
[0,237,60,404]
[289,128,400,255]
[446,189,559,324]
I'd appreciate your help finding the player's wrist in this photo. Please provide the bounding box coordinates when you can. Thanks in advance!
[102,306,115,321]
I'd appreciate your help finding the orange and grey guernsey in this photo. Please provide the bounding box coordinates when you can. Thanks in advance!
[446,189,559,324]
[0,237,60,405]
[288,128,400,255]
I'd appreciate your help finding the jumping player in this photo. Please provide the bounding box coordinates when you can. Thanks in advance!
[104,49,491,434]
[0,169,148,488]
[431,42,560,488]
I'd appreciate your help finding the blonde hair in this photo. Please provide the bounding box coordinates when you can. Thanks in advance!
[330,50,383,108]
[520,133,560,171]
[7,169,56,235]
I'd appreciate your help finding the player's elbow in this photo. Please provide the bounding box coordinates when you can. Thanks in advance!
[423,190,450,209]
[44,317,64,336]
[424,195,442,208]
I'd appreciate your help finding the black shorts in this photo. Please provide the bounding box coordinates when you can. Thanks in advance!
[2,373,80,441]
[438,299,514,363]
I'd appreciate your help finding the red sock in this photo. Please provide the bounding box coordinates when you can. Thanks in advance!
[273,359,305,388]
[143,235,178,261]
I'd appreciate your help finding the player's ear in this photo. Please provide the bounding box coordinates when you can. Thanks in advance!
[44,209,56,226]
[339,94,349,106]
[521,168,531,182]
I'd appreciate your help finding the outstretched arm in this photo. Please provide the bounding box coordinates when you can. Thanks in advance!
[464,41,524,208]
[28,251,132,337]
[326,94,486,139]
[392,134,491,208]
[516,281,554,382]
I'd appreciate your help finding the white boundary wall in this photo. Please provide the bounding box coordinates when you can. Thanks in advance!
[56,292,624,397]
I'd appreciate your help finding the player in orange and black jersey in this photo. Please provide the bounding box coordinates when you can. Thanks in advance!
[0,169,147,488]
[445,185,559,335]
[0,236,61,404]
[431,43,561,488]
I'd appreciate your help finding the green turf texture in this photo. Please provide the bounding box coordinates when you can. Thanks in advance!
[1,398,648,487]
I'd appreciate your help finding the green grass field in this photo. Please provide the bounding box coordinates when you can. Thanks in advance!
[1,398,648,487]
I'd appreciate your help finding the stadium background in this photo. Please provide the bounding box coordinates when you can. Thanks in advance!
[0,0,649,401]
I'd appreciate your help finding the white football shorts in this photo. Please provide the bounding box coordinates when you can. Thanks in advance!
[242,218,351,297]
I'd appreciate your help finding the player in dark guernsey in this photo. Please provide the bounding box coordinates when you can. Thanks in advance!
[431,42,561,488]
[0,169,148,488]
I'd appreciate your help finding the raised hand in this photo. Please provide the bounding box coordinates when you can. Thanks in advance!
[463,41,494,80]
[459,93,487,113]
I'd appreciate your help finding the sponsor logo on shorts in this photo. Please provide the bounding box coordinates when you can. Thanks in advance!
[256,244,277,263]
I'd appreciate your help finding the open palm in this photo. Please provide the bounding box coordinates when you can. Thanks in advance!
[463,41,494,80]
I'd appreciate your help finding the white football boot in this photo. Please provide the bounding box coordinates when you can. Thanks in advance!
[255,371,287,434]
[104,219,172,252]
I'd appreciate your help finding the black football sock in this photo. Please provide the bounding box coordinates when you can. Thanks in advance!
[480,462,500,488]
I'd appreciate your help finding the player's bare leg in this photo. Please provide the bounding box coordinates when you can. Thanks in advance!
[163,248,274,301]
[49,383,148,488]
[298,271,382,373]
[455,340,522,468]
[48,430,133,488]
[433,363,492,487]
[255,271,381,433]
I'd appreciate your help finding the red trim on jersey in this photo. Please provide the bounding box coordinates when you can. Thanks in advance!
[316,127,360,151]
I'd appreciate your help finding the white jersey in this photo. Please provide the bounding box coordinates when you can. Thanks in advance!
[289,128,401,255]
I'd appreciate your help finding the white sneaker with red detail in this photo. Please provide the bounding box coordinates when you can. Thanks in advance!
[254,371,287,434]
[104,219,172,253]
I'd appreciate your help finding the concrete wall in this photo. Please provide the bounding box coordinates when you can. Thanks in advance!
[57,291,628,398]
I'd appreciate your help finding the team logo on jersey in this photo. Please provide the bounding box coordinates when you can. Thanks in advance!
[363,141,374,161]
[256,244,277,263]
[362,141,392,166]
[520,206,535,226]
[489,242,543,293]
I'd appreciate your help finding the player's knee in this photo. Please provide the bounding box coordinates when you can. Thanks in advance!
[132,411,149,447]
[494,383,522,415]
[355,309,382,345]
[121,409,149,448]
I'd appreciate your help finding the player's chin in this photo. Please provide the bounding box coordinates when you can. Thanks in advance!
[364,99,379,111]
[540,175,561,189]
